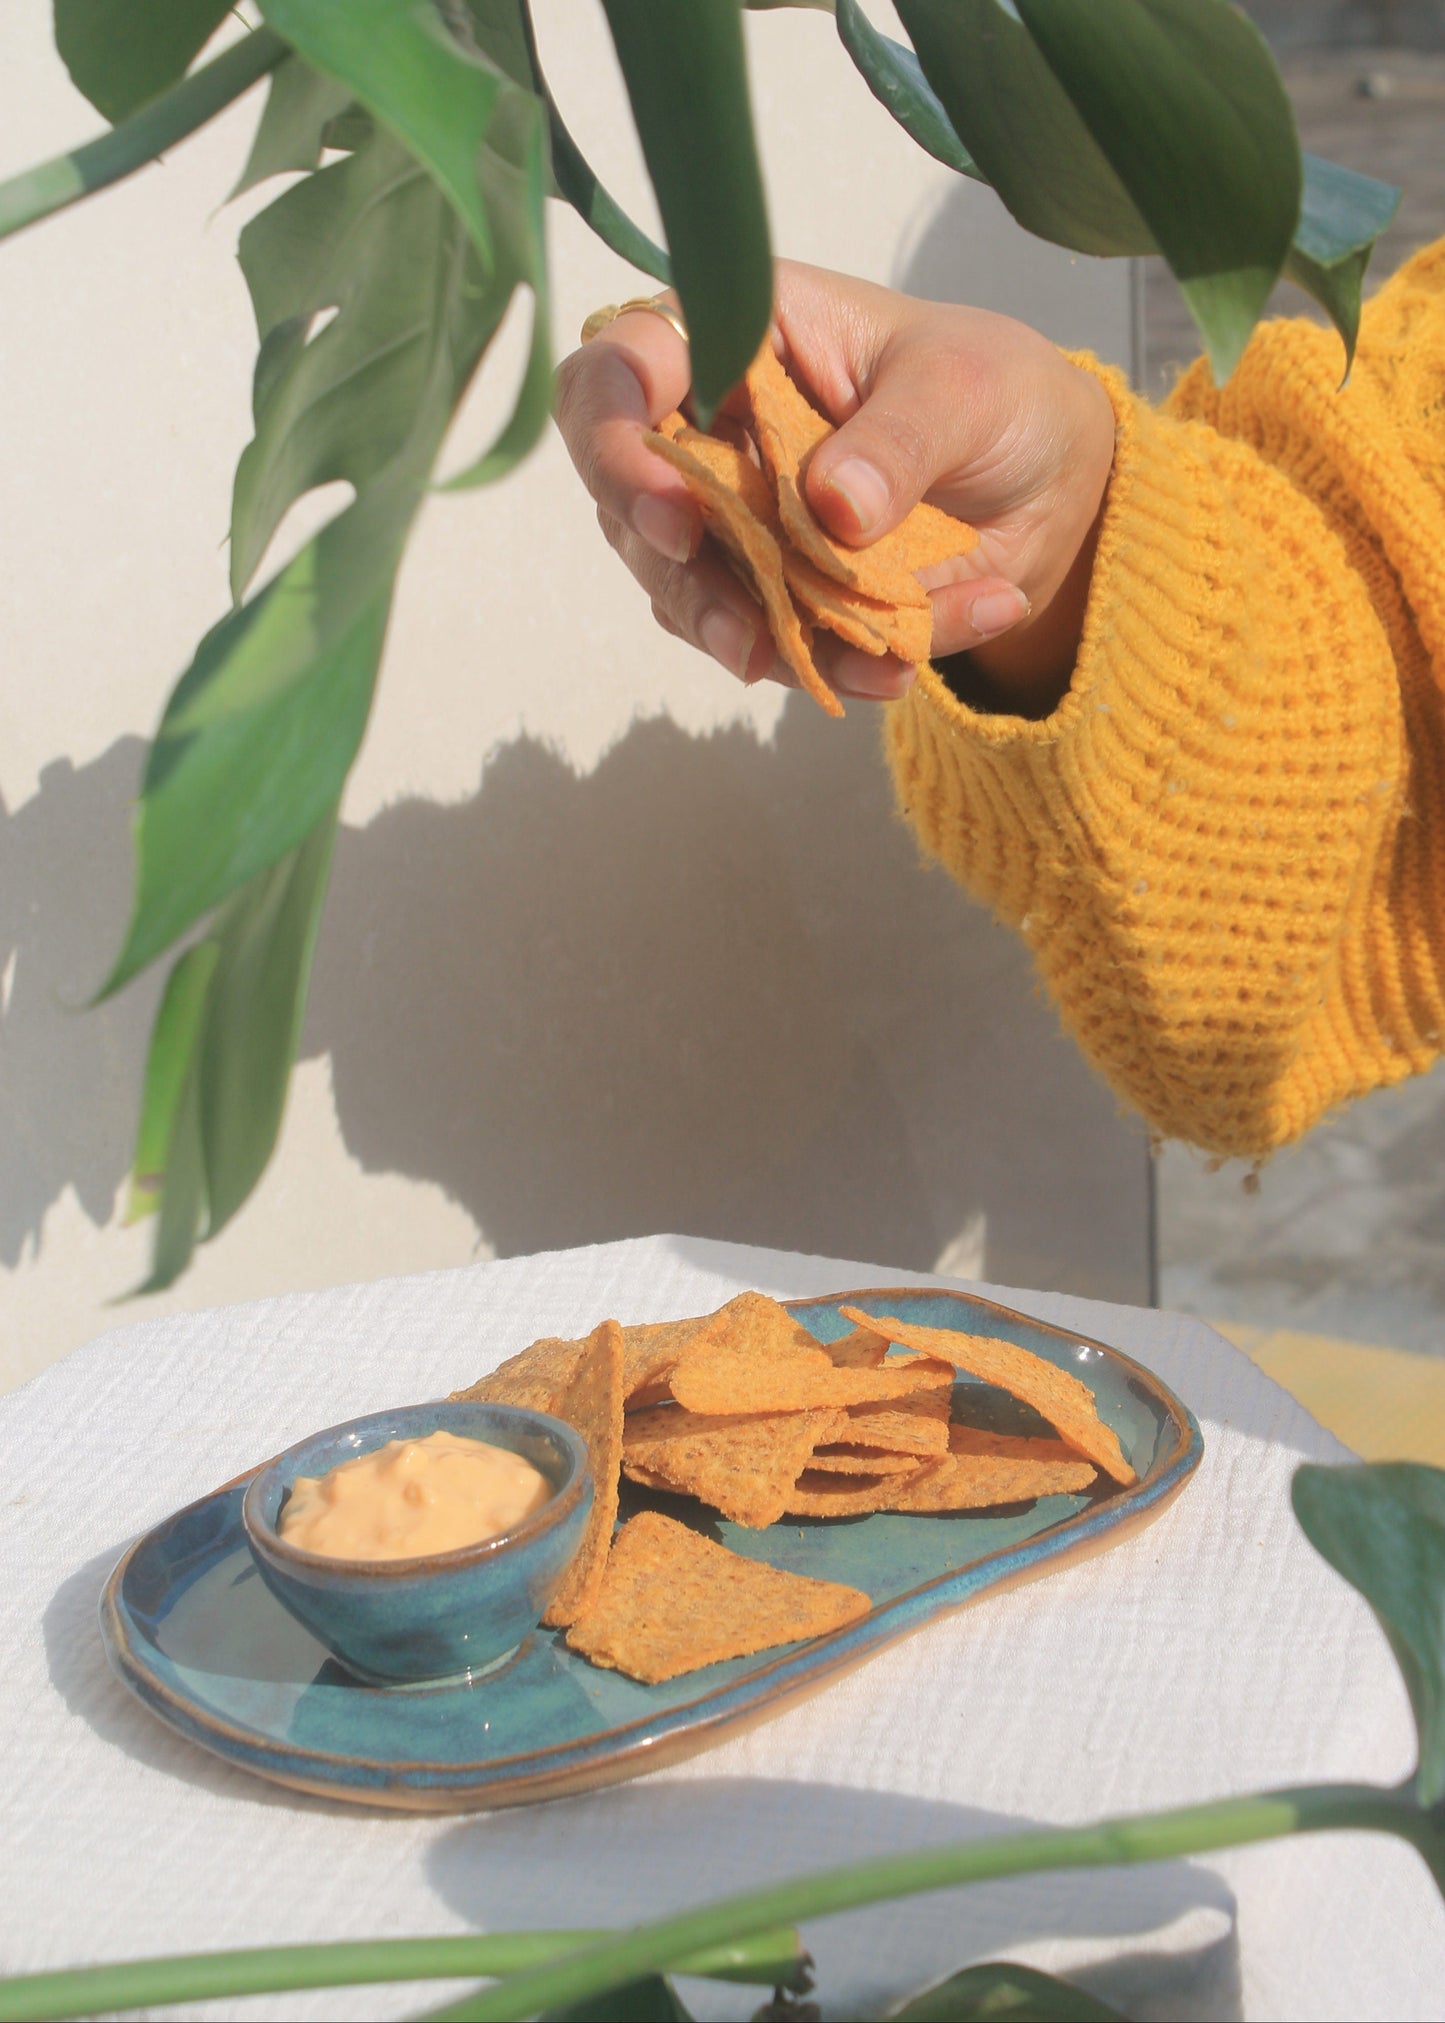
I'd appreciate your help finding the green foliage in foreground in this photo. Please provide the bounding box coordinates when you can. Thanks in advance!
[0,0,1402,1282]
[3,1461,1444,2018]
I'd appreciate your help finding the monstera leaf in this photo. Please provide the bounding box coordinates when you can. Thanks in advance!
[104,13,552,1286]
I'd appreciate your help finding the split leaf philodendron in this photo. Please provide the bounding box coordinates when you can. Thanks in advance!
[0,0,1400,1286]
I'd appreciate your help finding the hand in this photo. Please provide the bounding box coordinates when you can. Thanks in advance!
[554,260,1116,714]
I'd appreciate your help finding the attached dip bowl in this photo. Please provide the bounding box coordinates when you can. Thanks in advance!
[241,1401,591,1686]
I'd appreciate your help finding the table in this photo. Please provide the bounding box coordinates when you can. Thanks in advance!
[2,1235,1442,2020]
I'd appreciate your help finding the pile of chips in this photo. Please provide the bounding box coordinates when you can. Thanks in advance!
[453,1291,1135,1686]
[647,346,980,718]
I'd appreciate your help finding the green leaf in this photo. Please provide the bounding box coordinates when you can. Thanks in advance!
[895,0,1154,257]
[440,84,554,488]
[887,1960,1126,2021]
[506,0,669,281]
[129,947,213,1294]
[0,29,285,245]
[1293,1464,1445,1808]
[835,0,979,182]
[257,0,513,272]
[99,542,389,997]
[124,941,219,1226]
[53,0,234,123]
[858,3,1393,373]
[231,134,473,591]
[1286,153,1400,374]
[1011,0,1299,379]
[199,809,338,1237]
[232,55,357,196]
[896,0,1300,378]
[601,0,773,424]
[252,1,553,490]
[108,48,557,1265]
[542,1974,694,2022]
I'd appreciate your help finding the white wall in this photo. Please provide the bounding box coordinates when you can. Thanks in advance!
[0,3,1149,1389]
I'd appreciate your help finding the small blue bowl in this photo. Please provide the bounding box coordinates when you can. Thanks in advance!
[241,1401,591,1686]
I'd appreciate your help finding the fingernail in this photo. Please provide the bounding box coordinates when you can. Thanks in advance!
[969,586,1031,639]
[633,494,694,564]
[700,606,758,680]
[816,455,891,539]
[833,653,915,702]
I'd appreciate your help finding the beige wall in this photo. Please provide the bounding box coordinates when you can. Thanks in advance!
[0,4,1149,1390]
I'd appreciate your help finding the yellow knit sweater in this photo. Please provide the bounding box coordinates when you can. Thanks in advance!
[886,241,1445,1161]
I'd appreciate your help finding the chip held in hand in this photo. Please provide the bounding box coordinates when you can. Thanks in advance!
[643,341,979,716]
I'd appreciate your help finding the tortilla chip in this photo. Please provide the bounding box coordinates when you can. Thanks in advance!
[622,1404,849,1527]
[449,1333,584,1416]
[541,1318,626,1628]
[889,1429,1097,1511]
[822,1324,892,1371]
[746,346,977,609]
[566,1511,870,1683]
[842,1385,953,1457]
[786,1469,914,1516]
[840,1307,1135,1486]
[806,1444,929,1476]
[644,428,842,720]
[671,1337,954,1417]
[781,551,933,663]
[620,1313,717,1408]
[948,1425,1082,1464]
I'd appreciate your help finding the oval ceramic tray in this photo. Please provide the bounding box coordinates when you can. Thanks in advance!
[101,1286,1202,1812]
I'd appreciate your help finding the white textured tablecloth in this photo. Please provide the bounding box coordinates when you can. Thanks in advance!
[2,1234,1442,2022]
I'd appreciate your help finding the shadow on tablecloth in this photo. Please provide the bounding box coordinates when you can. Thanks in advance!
[425,1778,1241,2023]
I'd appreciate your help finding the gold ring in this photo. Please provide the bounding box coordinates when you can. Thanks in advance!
[580,295,689,346]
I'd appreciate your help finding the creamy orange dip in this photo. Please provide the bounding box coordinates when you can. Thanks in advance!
[278,1430,551,1561]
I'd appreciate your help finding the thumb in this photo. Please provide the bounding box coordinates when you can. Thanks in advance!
[804,342,974,546]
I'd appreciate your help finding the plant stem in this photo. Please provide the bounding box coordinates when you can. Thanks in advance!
[0,29,286,244]
[0,1926,806,2022]
[430,1783,1430,2020]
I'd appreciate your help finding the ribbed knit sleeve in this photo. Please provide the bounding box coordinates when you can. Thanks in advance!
[885,242,1445,1159]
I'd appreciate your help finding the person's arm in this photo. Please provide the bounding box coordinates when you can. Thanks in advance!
[555,248,1445,1159]
[890,245,1445,1158]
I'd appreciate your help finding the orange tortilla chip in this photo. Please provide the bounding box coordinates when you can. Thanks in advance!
[621,1403,849,1527]
[840,1307,1135,1486]
[781,551,932,664]
[566,1510,870,1683]
[645,428,842,720]
[948,1425,1082,1464]
[888,1428,1097,1511]
[843,1386,953,1457]
[823,1325,892,1371]
[747,345,977,610]
[786,1469,917,1516]
[671,1336,954,1417]
[541,1318,626,1628]
[450,1333,584,1416]
[806,1444,928,1476]
[620,1313,718,1407]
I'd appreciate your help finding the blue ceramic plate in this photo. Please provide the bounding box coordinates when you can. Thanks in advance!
[100,1287,1202,1813]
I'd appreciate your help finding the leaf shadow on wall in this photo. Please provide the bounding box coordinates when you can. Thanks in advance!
[0,740,163,1270]
[303,700,1149,1297]
[0,707,1149,1298]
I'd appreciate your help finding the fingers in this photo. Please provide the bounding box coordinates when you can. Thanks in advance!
[555,304,702,565]
[803,332,997,547]
[596,508,775,686]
